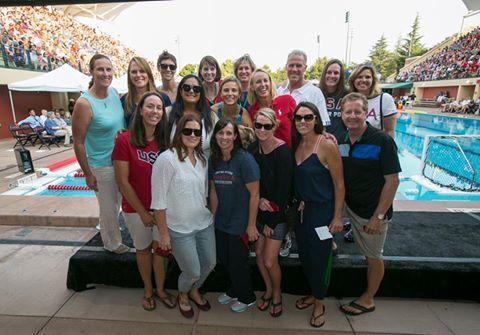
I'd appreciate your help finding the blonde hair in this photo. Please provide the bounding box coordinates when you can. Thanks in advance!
[348,63,381,98]
[247,69,277,106]
[256,107,277,126]
[234,54,256,78]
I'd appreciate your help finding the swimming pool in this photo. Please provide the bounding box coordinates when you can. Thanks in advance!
[11,111,480,201]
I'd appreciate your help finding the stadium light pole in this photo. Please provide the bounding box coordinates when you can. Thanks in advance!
[348,28,354,67]
[317,34,321,59]
[345,11,350,66]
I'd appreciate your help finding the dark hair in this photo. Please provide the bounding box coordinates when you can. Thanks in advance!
[198,55,222,82]
[170,114,206,166]
[291,101,324,153]
[319,59,346,97]
[157,50,177,70]
[210,118,244,169]
[88,53,111,89]
[130,91,169,152]
[169,74,213,134]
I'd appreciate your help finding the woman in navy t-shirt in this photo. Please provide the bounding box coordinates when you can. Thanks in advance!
[209,119,260,313]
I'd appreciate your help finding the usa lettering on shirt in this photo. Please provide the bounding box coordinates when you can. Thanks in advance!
[326,97,343,118]
[137,150,159,165]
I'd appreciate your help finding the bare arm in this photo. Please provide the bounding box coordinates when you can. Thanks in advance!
[383,116,396,139]
[72,98,95,189]
[209,180,218,216]
[245,181,260,241]
[113,160,154,226]
[319,141,345,233]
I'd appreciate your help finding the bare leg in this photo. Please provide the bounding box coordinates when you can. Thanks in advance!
[262,237,283,314]
[255,235,272,310]
[136,245,153,297]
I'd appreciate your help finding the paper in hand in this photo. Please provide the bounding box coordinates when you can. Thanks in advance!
[315,226,333,241]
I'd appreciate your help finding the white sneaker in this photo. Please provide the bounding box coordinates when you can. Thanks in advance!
[217,293,237,305]
[230,300,255,313]
[279,233,292,257]
[111,244,130,254]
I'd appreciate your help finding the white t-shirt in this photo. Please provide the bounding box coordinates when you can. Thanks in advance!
[367,93,397,130]
[150,148,213,234]
[277,81,330,126]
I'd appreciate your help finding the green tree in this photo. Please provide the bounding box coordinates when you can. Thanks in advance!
[306,57,328,80]
[368,35,396,79]
[179,63,197,77]
[271,67,287,83]
[394,13,428,72]
[221,59,234,77]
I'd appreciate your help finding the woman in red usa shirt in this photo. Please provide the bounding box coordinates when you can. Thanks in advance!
[247,69,296,147]
[112,92,175,311]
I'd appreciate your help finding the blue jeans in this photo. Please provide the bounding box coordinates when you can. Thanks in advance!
[169,224,216,293]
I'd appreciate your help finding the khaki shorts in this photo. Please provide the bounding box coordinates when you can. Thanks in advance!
[123,212,159,250]
[343,204,389,260]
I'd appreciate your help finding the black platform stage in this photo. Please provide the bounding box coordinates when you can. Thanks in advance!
[66,211,480,301]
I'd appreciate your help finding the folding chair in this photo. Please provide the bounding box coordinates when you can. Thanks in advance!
[9,124,30,149]
[38,131,60,150]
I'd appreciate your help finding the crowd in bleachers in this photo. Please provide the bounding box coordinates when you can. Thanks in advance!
[0,6,136,74]
[396,27,480,82]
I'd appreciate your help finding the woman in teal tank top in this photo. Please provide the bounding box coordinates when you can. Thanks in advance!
[72,54,128,254]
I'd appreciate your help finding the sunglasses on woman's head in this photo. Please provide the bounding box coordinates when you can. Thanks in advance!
[254,122,274,130]
[160,63,177,71]
[294,114,315,122]
[181,83,202,94]
[181,128,202,137]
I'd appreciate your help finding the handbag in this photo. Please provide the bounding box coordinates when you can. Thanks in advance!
[284,198,300,230]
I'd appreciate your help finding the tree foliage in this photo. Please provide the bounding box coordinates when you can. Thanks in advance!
[369,35,396,79]
[306,57,328,80]
[221,59,234,77]
[179,63,197,77]
[394,13,428,72]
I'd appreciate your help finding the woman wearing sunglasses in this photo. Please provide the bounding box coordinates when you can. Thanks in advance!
[121,57,172,127]
[112,91,175,311]
[209,119,260,313]
[157,51,178,103]
[168,74,218,157]
[151,114,215,319]
[247,108,293,318]
[247,69,296,147]
[292,101,344,328]
[199,55,222,106]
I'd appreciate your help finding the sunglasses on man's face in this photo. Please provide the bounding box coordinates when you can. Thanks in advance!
[254,122,274,130]
[181,128,202,137]
[160,63,177,71]
[294,114,315,122]
[181,83,202,94]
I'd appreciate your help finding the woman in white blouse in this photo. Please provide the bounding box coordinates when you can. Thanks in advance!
[151,114,215,319]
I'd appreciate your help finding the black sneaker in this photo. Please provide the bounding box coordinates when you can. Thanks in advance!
[344,228,354,243]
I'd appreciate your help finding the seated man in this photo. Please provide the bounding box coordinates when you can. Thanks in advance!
[18,109,42,129]
[44,111,71,147]
[39,109,48,127]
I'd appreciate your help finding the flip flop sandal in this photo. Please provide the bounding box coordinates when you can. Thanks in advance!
[310,305,325,328]
[257,294,272,311]
[340,300,375,316]
[155,292,177,309]
[295,296,314,310]
[269,299,282,318]
[142,296,156,311]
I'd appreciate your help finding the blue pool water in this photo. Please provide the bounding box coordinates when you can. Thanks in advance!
[37,112,480,201]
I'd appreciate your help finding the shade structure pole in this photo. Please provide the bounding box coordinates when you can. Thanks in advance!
[8,90,16,123]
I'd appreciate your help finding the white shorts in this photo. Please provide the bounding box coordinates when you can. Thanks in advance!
[123,212,159,250]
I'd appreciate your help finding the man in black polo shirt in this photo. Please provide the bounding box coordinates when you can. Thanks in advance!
[337,93,401,316]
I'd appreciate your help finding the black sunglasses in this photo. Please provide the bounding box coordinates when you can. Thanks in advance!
[181,83,202,94]
[254,122,274,130]
[160,63,177,71]
[181,128,202,137]
[294,114,315,122]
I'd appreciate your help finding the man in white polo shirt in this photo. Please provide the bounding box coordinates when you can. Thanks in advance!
[277,50,330,126]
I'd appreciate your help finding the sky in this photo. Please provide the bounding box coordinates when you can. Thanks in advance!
[79,0,480,73]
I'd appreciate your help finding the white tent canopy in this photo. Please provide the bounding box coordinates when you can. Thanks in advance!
[8,64,90,92]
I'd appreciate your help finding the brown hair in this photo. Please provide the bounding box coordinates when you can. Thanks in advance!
[123,57,157,117]
[233,54,256,79]
[156,50,177,70]
[348,63,381,98]
[319,59,346,97]
[198,55,222,82]
[170,114,206,166]
[88,54,111,89]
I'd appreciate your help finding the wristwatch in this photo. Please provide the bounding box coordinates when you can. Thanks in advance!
[376,213,385,220]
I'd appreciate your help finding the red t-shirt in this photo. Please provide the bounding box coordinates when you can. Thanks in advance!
[111,131,160,213]
[247,95,296,147]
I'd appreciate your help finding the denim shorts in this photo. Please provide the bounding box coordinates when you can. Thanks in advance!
[256,221,288,241]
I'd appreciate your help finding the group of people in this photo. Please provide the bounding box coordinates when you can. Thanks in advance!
[71,50,401,329]
[396,27,480,82]
[0,6,136,74]
[442,98,480,115]
[17,108,73,146]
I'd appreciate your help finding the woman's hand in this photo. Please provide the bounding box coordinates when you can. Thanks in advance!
[259,198,274,212]
[140,212,155,227]
[247,225,259,242]
[329,217,344,234]
[85,172,98,191]
[159,231,171,251]
[263,225,273,238]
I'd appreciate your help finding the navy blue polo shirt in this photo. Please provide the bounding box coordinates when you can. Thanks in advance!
[337,124,401,220]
